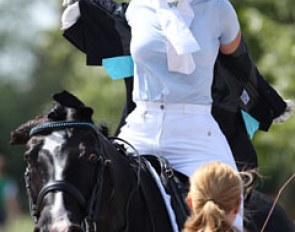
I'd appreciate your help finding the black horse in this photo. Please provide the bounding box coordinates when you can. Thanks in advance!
[10,91,295,232]
[10,90,185,232]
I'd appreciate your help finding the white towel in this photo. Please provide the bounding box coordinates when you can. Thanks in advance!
[153,0,201,74]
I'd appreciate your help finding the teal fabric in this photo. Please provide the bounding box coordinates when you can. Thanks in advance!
[241,110,259,139]
[102,56,134,80]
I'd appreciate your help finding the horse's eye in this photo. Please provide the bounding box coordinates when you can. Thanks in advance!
[88,153,98,162]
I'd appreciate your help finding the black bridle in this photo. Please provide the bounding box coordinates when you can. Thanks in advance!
[25,121,109,232]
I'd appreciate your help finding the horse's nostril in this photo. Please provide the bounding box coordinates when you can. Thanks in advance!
[67,225,83,232]
[50,228,61,232]
[50,225,83,232]
[34,227,41,232]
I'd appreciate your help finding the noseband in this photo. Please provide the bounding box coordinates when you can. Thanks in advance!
[26,121,108,232]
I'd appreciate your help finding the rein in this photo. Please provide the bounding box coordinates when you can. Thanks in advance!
[109,136,143,186]
[26,121,107,232]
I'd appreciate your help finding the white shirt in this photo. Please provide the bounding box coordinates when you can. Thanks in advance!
[126,0,240,105]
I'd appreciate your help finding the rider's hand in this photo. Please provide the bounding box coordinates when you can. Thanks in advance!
[63,0,79,7]
[61,1,80,30]
[273,99,294,124]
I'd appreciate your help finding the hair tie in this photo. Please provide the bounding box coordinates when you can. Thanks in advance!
[206,198,216,203]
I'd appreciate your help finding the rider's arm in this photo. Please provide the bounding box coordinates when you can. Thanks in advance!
[218,37,288,131]
[213,0,288,130]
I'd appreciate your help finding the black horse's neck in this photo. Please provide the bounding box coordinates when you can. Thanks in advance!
[98,139,176,232]
[95,139,142,231]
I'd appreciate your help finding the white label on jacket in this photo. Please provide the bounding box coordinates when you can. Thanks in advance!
[241,89,250,105]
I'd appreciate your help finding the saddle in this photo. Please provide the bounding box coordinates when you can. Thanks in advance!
[142,154,190,229]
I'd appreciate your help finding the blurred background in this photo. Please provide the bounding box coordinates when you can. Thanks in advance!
[0,0,294,230]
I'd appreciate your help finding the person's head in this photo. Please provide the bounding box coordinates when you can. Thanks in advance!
[183,161,243,232]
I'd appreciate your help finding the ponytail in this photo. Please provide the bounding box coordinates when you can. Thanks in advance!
[182,161,242,232]
[183,199,234,232]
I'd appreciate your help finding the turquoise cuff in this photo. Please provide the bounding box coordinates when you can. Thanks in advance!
[241,110,259,139]
[102,56,134,80]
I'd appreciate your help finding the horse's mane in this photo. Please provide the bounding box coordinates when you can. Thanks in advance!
[96,123,110,138]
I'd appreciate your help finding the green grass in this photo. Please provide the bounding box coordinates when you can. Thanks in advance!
[5,215,33,232]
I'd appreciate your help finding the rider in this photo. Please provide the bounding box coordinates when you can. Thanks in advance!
[60,0,265,229]
[183,161,243,232]
[60,0,293,230]
[63,0,239,174]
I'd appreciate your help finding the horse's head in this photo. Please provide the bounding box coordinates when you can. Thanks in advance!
[11,90,105,232]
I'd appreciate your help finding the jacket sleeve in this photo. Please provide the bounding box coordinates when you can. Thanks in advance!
[216,37,286,131]
[63,0,131,65]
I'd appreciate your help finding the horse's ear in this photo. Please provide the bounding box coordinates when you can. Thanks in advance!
[53,90,94,120]
[47,105,67,120]
[10,129,30,145]
[10,115,48,145]
[52,90,86,109]
[79,106,94,119]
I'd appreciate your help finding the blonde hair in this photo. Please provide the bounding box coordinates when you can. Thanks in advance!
[183,161,243,232]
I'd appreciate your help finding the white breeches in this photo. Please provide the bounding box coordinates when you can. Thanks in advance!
[118,101,243,230]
